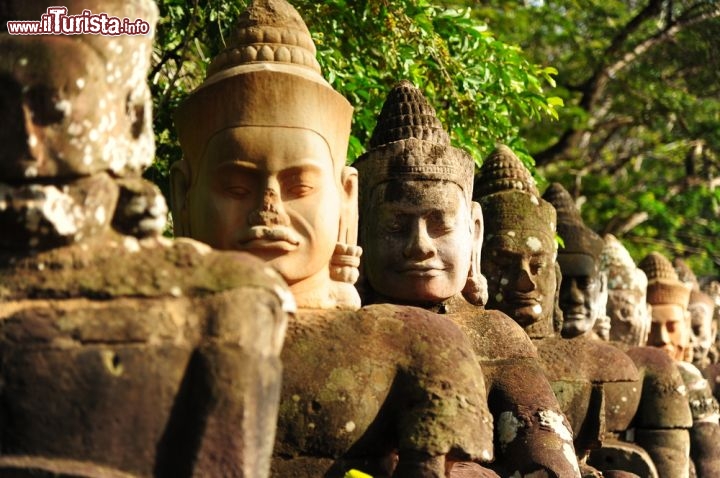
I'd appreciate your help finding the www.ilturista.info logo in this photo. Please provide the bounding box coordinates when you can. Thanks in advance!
[7,7,151,36]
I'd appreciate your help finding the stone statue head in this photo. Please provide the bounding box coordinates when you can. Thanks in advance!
[0,0,158,250]
[673,257,699,289]
[355,80,486,305]
[172,0,359,309]
[702,280,720,363]
[474,145,559,337]
[639,252,692,361]
[672,258,715,365]
[600,234,651,346]
[688,289,715,366]
[543,183,607,339]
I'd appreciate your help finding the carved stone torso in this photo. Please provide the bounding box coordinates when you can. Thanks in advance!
[444,300,582,477]
[533,335,641,452]
[272,303,494,477]
[0,235,289,478]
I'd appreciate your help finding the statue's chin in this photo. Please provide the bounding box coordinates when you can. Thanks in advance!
[0,175,117,251]
[561,316,594,338]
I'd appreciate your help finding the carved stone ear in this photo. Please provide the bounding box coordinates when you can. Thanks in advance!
[338,165,359,245]
[463,201,488,306]
[328,165,362,310]
[553,261,564,333]
[169,159,191,237]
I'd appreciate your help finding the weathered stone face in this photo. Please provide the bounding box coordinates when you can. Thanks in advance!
[0,8,155,179]
[474,146,558,336]
[172,0,359,309]
[648,303,689,361]
[640,252,692,362]
[557,253,605,337]
[362,180,474,303]
[601,234,651,346]
[606,290,651,346]
[184,126,341,288]
[542,183,606,339]
[689,297,714,365]
[482,224,557,329]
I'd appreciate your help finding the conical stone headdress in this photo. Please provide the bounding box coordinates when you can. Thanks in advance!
[673,258,700,291]
[543,183,604,274]
[639,252,691,307]
[473,145,556,252]
[175,0,352,177]
[601,234,647,293]
[354,80,474,211]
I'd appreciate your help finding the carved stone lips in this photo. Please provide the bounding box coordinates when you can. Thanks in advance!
[508,293,540,305]
[399,263,445,276]
[239,226,300,245]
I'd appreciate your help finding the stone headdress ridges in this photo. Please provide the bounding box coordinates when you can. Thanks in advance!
[473,145,539,198]
[207,0,320,77]
[690,289,715,310]
[639,252,691,307]
[354,80,474,207]
[673,257,700,291]
[543,182,604,260]
[175,0,352,175]
[473,145,556,244]
[601,234,647,292]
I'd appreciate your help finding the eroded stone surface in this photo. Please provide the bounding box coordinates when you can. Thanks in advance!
[172,2,493,476]
[474,146,695,478]
[356,82,580,477]
[0,2,291,477]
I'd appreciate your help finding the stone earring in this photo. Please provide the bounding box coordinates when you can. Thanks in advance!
[329,242,363,309]
[330,242,362,285]
[463,267,488,306]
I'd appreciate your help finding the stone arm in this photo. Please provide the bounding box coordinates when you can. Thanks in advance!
[384,305,495,478]
[171,289,287,478]
[690,421,720,478]
[483,359,581,478]
[626,347,692,478]
[452,308,580,477]
[678,362,720,478]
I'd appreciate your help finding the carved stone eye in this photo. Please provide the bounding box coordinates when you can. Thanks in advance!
[25,84,65,126]
[126,93,145,139]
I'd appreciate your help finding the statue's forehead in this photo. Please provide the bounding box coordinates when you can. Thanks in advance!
[486,230,555,255]
[651,303,685,323]
[374,180,465,208]
[201,126,334,173]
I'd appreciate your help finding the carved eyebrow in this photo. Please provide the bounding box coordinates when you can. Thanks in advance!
[277,164,323,181]
[213,160,259,173]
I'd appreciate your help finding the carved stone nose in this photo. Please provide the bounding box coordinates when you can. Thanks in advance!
[248,188,288,226]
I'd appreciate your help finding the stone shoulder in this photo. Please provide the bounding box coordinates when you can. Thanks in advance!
[452,307,538,361]
[0,234,291,304]
[288,303,495,463]
[625,346,693,428]
[676,361,720,423]
[534,336,640,383]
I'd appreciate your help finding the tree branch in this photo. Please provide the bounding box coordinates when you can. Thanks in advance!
[534,1,720,166]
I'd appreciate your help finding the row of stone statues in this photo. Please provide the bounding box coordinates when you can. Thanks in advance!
[1,0,718,477]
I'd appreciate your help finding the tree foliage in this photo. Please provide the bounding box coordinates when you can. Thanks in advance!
[467,0,720,276]
[148,0,560,198]
[149,0,719,275]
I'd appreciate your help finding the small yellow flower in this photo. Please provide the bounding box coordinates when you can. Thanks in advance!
[344,470,373,478]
